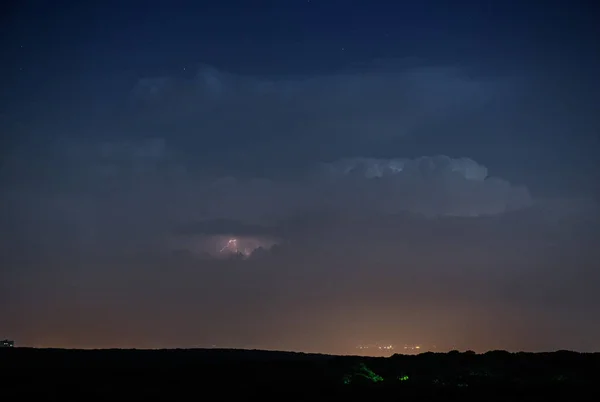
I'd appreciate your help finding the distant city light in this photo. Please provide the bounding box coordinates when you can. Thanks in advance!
[354,342,431,355]
[403,344,423,353]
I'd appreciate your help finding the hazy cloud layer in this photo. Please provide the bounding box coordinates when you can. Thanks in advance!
[1,62,599,352]
[1,135,535,258]
[119,63,508,174]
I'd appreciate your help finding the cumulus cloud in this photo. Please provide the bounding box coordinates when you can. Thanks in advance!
[317,156,531,217]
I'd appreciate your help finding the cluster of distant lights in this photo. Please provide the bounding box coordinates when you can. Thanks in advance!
[357,345,395,351]
[356,344,431,354]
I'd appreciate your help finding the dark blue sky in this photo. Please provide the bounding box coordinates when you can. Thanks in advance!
[1,0,599,351]
[3,0,599,194]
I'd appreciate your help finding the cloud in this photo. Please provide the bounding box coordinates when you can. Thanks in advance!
[2,62,599,350]
[169,218,282,258]
[316,156,532,217]
[2,136,599,351]
[125,63,502,158]
[74,139,532,218]
[2,134,534,261]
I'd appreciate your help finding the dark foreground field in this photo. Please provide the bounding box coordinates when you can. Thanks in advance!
[1,348,599,400]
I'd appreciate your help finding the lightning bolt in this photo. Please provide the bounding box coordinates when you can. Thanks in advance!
[220,238,238,253]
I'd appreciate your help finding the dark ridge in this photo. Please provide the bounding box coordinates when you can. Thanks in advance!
[2,348,599,399]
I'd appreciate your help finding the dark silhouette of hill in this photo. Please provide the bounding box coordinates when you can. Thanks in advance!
[1,348,599,399]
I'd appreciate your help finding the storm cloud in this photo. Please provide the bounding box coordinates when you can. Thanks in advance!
[1,60,599,352]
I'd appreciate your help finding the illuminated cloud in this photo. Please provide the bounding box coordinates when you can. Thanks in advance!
[169,234,279,259]
[169,218,281,257]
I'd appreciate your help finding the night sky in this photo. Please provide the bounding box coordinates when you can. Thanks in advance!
[1,0,599,353]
